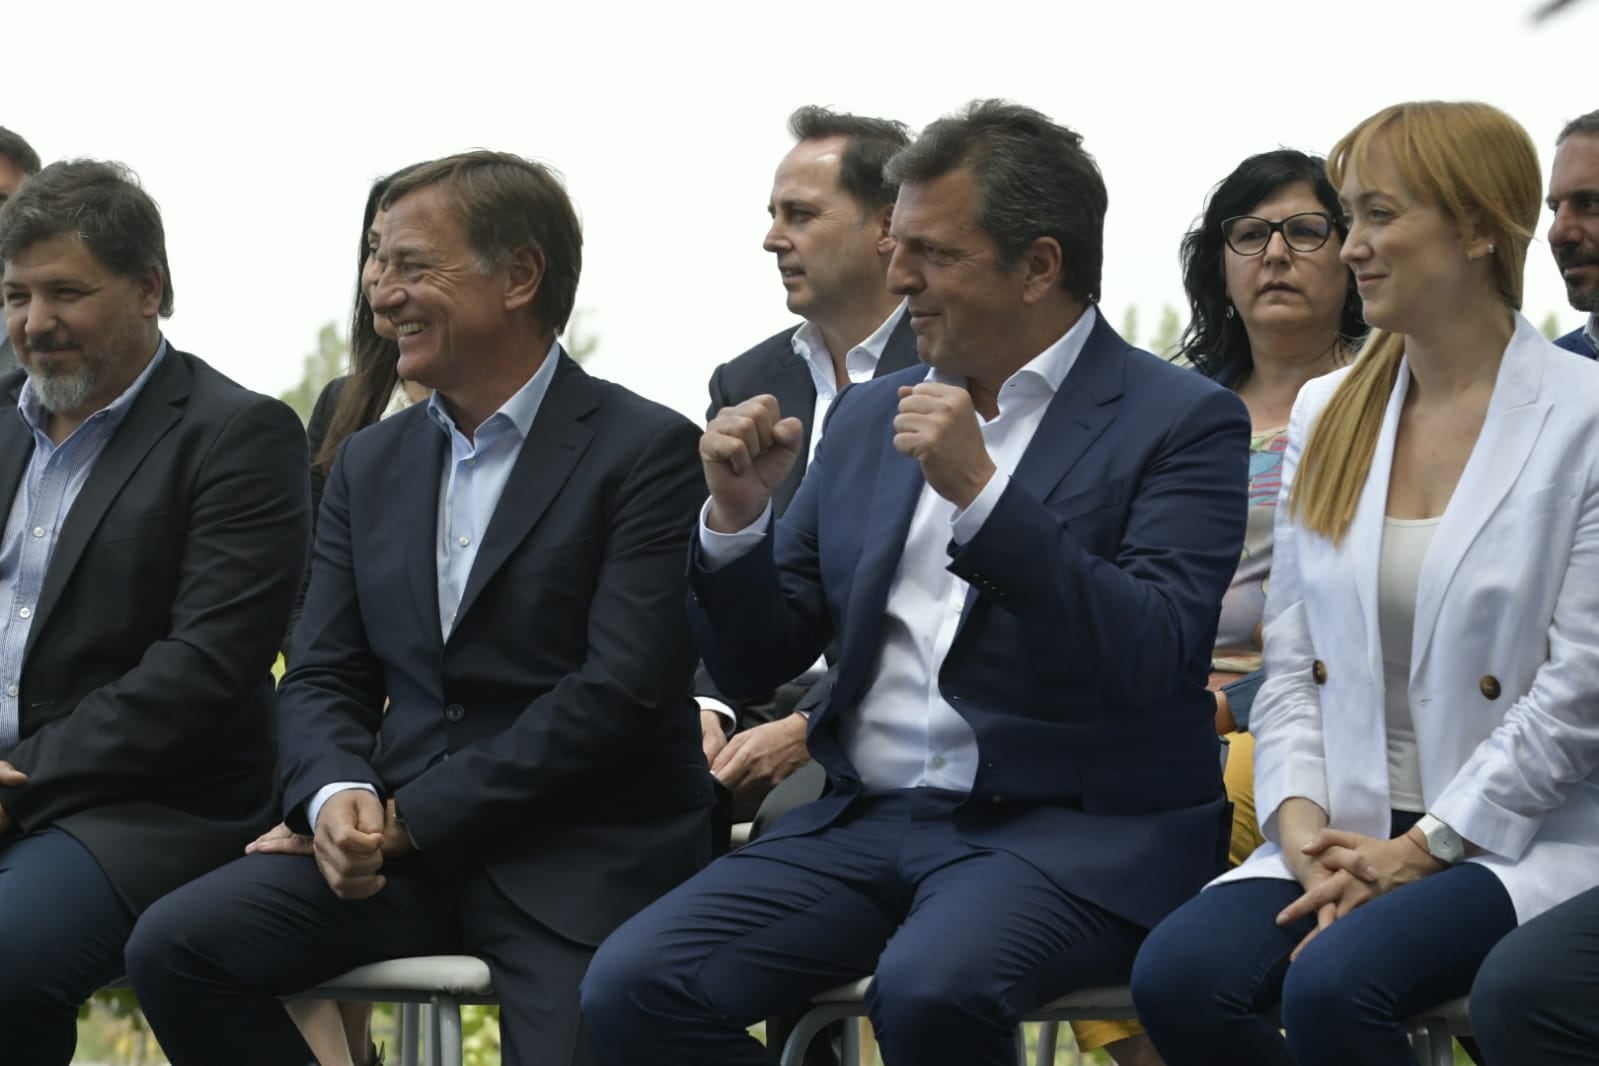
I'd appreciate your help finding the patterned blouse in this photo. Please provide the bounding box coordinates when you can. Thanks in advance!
[1212,425,1289,676]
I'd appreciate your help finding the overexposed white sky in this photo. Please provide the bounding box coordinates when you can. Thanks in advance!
[9,0,1591,420]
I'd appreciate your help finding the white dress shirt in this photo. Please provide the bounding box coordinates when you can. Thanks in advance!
[308,340,562,833]
[698,302,906,725]
[700,306,1096,791]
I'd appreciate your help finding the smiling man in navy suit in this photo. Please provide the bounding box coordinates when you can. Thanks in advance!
[1549,109,1599,359]
[128,151,713,1066]
[582,100,1251,1066]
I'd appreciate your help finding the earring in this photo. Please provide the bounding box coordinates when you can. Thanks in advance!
[1225,305,1235,319]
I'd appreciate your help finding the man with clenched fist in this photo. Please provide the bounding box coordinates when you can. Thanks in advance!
[584,99,1251,1066]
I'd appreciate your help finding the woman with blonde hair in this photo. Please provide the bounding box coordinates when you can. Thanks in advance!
[1130,100,1599,1065]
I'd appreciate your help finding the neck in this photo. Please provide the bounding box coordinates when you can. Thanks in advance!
[1402,297,1514,398]
[44,332,162,445]
[814,293,901,388]
[437,330,554,442]
[967,300,1088,419]
[1241,329,1345,395]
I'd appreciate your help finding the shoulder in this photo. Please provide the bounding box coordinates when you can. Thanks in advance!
[171,348,300,431]
[711,327,800,388]
[572,364,697,440]
[1554,325,1593,356]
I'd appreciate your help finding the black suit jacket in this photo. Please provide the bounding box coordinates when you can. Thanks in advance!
[277,353,715,946]
[698,311,919,726]
[0,350,310,912]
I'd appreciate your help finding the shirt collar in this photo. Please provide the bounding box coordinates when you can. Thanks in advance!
[426,337,563,442]
[928,304,1097,399]
[16,337,171,437]
[1585,314,1598,354]
[790,300,907,378]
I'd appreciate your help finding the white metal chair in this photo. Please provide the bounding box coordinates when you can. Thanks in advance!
[286,954,497,1066]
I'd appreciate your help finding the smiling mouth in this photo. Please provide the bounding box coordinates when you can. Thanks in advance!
[396,322,427,337]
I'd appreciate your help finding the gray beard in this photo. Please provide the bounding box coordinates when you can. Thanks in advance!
[1571,286,1599,314]
[27,360,102,415]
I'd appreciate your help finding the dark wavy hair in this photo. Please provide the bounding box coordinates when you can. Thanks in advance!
[313,162,426,473]
[1177,149,1366,384]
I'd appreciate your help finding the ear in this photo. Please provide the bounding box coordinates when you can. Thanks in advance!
[136,265,164,317]
[1018,236,1064,304]
[1459,207,1494,261]
[502,245,545,313]
[874,205,895,255]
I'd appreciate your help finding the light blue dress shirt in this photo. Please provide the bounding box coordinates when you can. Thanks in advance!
[0,341,170,748]
[306,340,562,832]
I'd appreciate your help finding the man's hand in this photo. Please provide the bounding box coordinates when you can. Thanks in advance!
[312,789,387,900]
[700,709,731,767]
[892,383,996,508]
[702,395,804,532]
[245,822,313,856]
[0,760,27,834]
[380,799,415,860]
[711,712,810,793]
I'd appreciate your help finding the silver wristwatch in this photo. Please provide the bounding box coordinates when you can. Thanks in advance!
[1415,813,1465,865]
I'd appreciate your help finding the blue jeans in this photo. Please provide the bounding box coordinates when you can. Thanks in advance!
[1131,816,1515,1066]
[0,828,135,1065]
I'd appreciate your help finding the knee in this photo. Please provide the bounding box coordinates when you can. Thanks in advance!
[580,921,676,1035]
[1131,916,1218,1029]
[1279,941,1367,1039]
[870,946,1011,1041]
[123,890,197,996]
[1470,932,1545,1050]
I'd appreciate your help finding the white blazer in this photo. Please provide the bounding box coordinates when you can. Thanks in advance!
[1218,314,1599,923]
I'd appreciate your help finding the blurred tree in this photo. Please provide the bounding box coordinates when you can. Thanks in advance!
[1119,305,1140,347]
[1539,310,1563,341]
[1150,304,1184,358]
[279,322,348,423]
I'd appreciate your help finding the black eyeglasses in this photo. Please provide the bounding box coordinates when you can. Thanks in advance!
[1220,212,1337,256]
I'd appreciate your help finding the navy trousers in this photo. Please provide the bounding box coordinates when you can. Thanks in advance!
[1131,848,1515,1066]
[126,852,601,1066]
[0,828,135,1065]
[581,789,1145,1066]
[1472,883,1599,1064]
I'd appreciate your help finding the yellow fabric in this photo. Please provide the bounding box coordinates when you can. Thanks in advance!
[1069,731,1262,1052]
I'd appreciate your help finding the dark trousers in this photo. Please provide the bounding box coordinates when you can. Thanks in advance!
[1472,883,1599,1064]
[0,828,135,1065]
[1131,853,1515,1066]
[125,853,600,1066]
[581,788,1145,1066]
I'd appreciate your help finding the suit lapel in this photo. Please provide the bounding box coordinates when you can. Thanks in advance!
[26,353,188,660]
[1411,321,1549,670]
[1009,314,1125,505]
[840,408,924,670]
[401,414,448,644]
[450,356,597,635]
[768,341,817,515]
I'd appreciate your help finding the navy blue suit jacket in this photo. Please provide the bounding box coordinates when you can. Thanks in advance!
[1556,325,1597,358]
[688,313,1251,929]
[278,354,715,945]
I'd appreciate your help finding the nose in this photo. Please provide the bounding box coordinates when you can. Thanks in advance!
[763,219,788,255]
[1338,223,1367,267]
[370,264,403,316]
[1549,202,1582,250]
[22,296,58,340]
[1262,228,1293,263]
[886,241,920,297]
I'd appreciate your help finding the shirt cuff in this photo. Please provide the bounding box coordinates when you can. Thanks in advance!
[308,782,379,833]
[696,697,737,728]
[698,498,773,570]
[950,471,1009,546]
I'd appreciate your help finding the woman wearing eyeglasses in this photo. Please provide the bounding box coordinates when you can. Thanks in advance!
[1130,100,1599,1066]
[1070,149,1365,1066]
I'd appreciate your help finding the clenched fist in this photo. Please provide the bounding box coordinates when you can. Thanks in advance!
[893,382,996,508]
[702,395,804,531]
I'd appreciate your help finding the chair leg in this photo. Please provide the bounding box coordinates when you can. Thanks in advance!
[1035,1020,1059,1066]
[436,998,463,1066]
[840,1018,862,1066]
[1013,1023,1028,1066]
[400,1003,421,1066]
[779,1007,854,1066]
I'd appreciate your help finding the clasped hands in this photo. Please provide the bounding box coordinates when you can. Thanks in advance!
[701,384,995,533]
[1278,825,1445,960]
[246,789,412,900]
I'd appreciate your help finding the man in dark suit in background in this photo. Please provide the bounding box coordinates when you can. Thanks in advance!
[583,100,1249,1066]
[0,160,309,1064]
[1549,109,1599,358]
[128,150,713,1066]
[699,106,918,826]
[0,127,42,374]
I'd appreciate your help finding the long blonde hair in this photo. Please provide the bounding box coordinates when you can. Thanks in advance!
[1288,101,1542,542]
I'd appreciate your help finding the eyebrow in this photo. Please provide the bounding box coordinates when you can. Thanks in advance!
[1549,185,1599,207]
